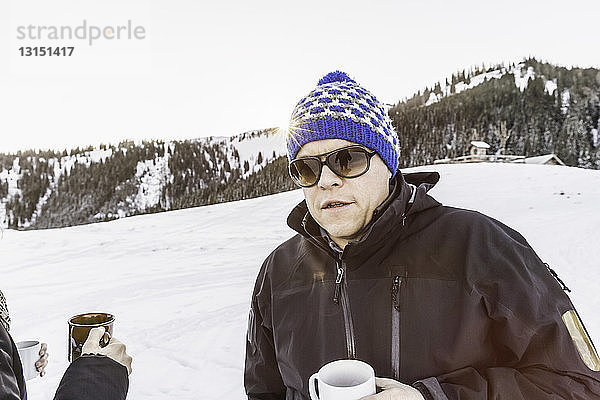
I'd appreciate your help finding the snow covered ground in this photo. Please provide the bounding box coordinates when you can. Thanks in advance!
[2,162,599,399]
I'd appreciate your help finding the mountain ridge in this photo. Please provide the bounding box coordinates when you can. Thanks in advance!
[2,57,599,230]
[391,58,599,167]
[0,129,293,229]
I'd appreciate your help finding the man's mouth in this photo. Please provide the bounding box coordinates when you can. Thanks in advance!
[322,201,353,209]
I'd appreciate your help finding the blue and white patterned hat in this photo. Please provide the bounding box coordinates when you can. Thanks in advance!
[287,71,400,177]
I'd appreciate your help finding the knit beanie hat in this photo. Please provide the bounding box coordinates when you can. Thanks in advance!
[286,71,400,177]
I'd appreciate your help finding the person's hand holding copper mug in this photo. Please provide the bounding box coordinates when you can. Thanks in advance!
[81,327,132,375]
[68,313,114,362]
[68,312,132,375]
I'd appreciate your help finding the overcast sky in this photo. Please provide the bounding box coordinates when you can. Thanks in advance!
[0,0,599,153]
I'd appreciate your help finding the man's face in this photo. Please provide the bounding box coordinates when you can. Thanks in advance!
[296,138,392,249]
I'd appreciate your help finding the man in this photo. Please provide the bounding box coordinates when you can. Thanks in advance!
[244,71,600,399]
[1,289,132,400]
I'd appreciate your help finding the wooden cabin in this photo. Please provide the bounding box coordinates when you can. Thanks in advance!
[524,154,566,166]
[469,141,490,158]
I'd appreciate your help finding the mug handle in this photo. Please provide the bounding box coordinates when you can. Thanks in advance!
[308,373,319,400]
[101,330,111,347]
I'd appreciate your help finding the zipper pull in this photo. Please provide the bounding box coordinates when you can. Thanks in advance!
[391,275,401,311]
[401,213,407,226]
[333,265,344,304]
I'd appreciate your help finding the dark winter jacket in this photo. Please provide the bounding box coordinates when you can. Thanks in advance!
[244,172,600,399]
[0,323,26,400]
[0,323,129,400]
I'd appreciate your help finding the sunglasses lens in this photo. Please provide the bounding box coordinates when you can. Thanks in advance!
[328,149,369,177]
[290,158,320,187]
[289,147,373,187]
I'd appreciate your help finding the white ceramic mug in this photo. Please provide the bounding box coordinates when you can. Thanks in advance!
[16,340,41,381]
[308,359,376,400]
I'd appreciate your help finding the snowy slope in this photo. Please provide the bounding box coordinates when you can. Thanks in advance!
[0,149,114,228]
[229,130,287,176]
[424,63,564,106]
[0,159,22,226]
[2,163,600,399]
[1,129,287,228]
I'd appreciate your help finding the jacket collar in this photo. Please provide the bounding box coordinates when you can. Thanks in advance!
[286,171,442,265]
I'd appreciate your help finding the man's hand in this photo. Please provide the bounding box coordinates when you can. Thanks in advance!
[81,327,133,375]
[361,378,425,400]
[35,342,48,377]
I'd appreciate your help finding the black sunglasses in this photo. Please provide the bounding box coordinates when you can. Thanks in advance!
[289,146,377,187]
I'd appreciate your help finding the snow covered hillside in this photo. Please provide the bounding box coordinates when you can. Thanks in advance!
[2,163,599,399]
[423,62,567,106]
[0,128,288,229]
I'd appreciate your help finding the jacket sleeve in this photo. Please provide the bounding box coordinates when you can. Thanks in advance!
[415,226,600,399]
[53,355,129,400]
[244,257,286,400]
[0,325,26,400]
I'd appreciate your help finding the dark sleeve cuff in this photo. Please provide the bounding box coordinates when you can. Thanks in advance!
[413,377,448,400]
[413,382,434,400]
[54,355,129,400]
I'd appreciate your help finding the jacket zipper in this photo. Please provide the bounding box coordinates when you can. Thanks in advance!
[299,226,356,360]
[391,273,403,380]
[333,264,343,304]
[333,259,356,359]
[299,206,413,368]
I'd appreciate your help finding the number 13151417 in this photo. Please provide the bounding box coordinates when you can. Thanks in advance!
[19,47,74,56]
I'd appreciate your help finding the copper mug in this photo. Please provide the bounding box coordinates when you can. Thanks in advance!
[68,313,114,362]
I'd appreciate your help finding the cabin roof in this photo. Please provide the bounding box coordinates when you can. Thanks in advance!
[470,141,490,149]
[524,153,566,166]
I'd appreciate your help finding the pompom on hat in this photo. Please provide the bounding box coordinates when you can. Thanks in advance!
[286,71,400,177]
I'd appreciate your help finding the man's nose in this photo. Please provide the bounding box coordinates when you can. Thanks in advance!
[318,164,342,188]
